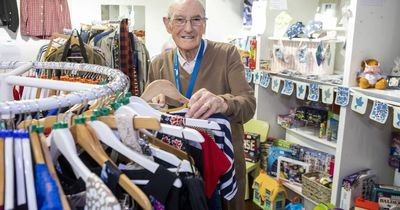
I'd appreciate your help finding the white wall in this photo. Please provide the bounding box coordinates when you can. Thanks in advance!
[205,0,243,42]
[0,0,244,62]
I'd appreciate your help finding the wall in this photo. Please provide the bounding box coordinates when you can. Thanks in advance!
[0,0,243,62]
[205,0,243,42]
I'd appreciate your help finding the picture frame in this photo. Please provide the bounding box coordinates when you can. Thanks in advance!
[276,156,310,185]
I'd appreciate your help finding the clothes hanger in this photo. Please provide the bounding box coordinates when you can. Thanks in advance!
[119,105,204,143]
[4,129,14,210]
[20,130,37,210]
[14,130,28,209]
[70,118,153,210]
[92,105,192,162]
[111,106,194,173]
[50,125,92,182]
[129,96,221,130]
[141,79,189,104]
[87,118,187,186]
[0,131,5,208]
[36,125,71,210]
[141,129,191,162]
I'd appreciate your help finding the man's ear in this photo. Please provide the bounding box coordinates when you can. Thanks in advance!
[163,17,172,33]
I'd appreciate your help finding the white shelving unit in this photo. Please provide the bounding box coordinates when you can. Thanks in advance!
[285,127,337,155]
[254,0,400,207]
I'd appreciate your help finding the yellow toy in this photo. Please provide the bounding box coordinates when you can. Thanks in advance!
[358,59,387,89]
[252,170,287,210]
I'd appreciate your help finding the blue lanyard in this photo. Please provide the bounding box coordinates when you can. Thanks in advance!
[174,39,205,98]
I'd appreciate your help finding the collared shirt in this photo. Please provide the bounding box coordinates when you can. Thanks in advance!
[177,39,207,74]
[20,0,72,38]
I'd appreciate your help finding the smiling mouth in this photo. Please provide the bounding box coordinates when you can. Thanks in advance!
[181,36,194,39]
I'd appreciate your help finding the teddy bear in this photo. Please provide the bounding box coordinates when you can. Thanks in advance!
[358,58,387,89]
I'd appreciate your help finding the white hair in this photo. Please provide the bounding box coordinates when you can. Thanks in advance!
[167,0,206,18]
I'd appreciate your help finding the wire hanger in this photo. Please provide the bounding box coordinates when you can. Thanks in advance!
[129,96,221,130]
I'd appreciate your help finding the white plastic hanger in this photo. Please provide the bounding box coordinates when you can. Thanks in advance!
[21,130,37,210]
[129,96,221,131]
[149,145,193,173]
[114,106,197,172]
[4,131,14,210]
[87,120,183,188]
[14,131,27,208]
[50,128,92,182]
[118,105,204,143]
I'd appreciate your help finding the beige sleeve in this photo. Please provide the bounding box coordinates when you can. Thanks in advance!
[219,46,256,124]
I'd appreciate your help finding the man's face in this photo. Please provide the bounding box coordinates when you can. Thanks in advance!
[164,1,206,53]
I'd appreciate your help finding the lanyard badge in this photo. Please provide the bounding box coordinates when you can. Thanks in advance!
[174,39,205,99]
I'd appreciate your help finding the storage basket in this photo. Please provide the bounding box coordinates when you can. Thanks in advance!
[302,172,332,203]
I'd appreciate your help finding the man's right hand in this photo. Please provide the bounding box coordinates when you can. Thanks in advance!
[151,93,166,106]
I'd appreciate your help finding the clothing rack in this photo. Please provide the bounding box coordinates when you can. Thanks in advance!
[0,61,128,116]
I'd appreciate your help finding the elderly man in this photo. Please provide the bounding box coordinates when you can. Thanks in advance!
[146,0,256,209]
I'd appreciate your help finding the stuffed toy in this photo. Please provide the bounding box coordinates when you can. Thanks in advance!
[358,59,387,89]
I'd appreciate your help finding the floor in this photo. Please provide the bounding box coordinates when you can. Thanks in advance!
[245,199,261,210]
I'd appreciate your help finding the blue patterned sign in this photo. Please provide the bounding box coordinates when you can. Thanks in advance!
[394,107,400,129]
[307,83,319,101]
[369,101,389,124]
[321,85,333,104]
[351,93,368,114]
[281,80,294,96]
[253,70,261,84]
[335,86,350,106]
[296,82,307,100]
[259,72,270,88]
[271,77,281,93]
[245,68,252,83]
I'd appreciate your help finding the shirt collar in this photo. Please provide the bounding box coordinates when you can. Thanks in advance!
[177,39,207,66]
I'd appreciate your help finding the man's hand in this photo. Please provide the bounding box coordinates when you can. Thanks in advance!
[186,88,228,119]
[151,93,166,106]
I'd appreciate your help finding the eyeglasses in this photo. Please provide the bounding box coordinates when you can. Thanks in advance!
[169,17,207,26]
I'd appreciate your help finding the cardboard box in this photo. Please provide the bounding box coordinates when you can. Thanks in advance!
[372,184,400,209]
[244,132,260,162]
[340,169,376,210]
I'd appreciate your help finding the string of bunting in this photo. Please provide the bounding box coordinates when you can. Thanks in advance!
[245,68,400,129]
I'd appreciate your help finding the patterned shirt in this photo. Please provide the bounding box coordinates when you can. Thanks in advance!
[20,0,72,38]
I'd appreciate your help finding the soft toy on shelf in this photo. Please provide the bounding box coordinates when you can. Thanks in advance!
[357,59,387,89]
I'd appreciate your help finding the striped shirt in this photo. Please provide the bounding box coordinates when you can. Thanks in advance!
[158,110,238,200]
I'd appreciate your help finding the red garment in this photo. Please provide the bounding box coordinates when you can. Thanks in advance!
[198,130,231,198]
[20,0,71,38]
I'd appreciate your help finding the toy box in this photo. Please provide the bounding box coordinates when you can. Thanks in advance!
[326,111,339,142]
[276,156,310,185]
[389,132,400,168]
[243,132,260,163]
[339,169,376,210]
[371,184,400,209]
[267,145,294,177]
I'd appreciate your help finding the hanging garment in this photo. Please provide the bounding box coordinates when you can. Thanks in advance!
[35,164,63,210]
[159,111,238,201]
[0,0,19,32]
[121,166,179,210]
[119,19,139,95]
[20,0,72,38]
[45,37,106,66]
[85,173,121,210]
[115,113,154,161]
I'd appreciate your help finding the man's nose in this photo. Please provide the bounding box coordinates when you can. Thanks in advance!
[183,20,194,32]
